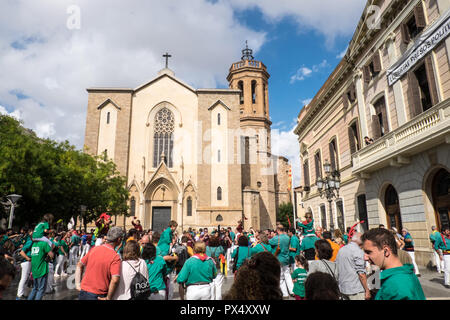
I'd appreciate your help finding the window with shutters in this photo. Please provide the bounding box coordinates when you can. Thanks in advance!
[401,4,426,45]
[372,96,389,139]
[303,159,310,187]
[343,83,356,109]
[329,138,339,171]
[314,151,322,182]
[153,107,174,168]
[363,51,382,83]
[348,122,360,155]
[408,57,439,118]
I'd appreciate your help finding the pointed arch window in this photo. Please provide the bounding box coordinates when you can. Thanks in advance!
[130,197,136,216]
[251,80,257,104]
[153,107,174,168]
[218,113,221,125]
[217,187,222,201]
[107,112,110,124]
[187,196,192,216]
[238,81,244,104]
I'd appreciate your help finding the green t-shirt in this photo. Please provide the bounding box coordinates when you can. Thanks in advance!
[58,240,69,256]
[250,243,272,257]
[71,235,81,246]
[269,234,291,266]
[32,222,49,239]
[231,246,251,270]
[30,241,52,279]
[0,235,8,246]
[375,264,425,300]
[434,233,450,251]
[289,235,301,264]
[300,234,320,251]
[21,238,33,258]
[157,228,173,256]
[146,256,168,291]
[176,256,217,285]
[291,268,308,297]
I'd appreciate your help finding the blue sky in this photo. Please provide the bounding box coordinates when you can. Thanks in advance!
[0,0,367,184]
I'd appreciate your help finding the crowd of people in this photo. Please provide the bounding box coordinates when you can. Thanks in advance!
[0,210,449,301]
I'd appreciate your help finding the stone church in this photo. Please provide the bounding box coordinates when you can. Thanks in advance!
[83,45,291,233]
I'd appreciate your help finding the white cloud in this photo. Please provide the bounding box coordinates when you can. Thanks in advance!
[229,0,366,46]
[336,45,349,59]
[271,122,301,186]
[0,0,266,148]
[301,98,312,106]
[290,60,328,84]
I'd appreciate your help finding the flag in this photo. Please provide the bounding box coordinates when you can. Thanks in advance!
[287,216,291,228]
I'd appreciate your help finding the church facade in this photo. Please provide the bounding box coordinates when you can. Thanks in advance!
[83,47,291,233]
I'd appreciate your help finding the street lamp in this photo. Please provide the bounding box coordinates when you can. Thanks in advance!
[317,160,340,232]
[6,194,22,229]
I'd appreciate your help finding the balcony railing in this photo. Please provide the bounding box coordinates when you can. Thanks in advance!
[230,60,266,72]
[352,98,450,175]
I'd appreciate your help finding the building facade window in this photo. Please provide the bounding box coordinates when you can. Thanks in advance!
[357,194,369,232]
[385,185,402,231]
[371,96,389,140]
[348,121,360,155]
[153,107,174,168]
[320,204,327,230]
[107,112,110,124]
[218,149,221,163]
[130,197,136,216]
[303,159,310,187]
[217,187,222,201]
[432,169,450,230]
[218,113,221,125]
[314,151,322,182]
[238,81,244,104]
[329,139,339,171]
[187,197,192,216]
[401,3,426,44]
[251,80,257,104]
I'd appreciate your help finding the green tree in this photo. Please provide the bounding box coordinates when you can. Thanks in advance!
[0,114,129,229]
[277,202,294,229]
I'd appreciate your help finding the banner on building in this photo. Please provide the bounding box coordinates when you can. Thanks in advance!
[387,8,450,86]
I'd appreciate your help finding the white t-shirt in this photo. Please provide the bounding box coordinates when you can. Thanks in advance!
[112,258,148,300]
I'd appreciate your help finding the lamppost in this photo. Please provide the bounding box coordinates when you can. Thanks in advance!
[316,160,340,232]
[80,205,87,232]
[6,194,22,229]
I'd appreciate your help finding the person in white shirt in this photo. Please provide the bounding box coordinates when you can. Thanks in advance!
[112,240,148,300]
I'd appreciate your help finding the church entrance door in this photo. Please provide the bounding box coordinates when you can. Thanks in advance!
[152,207,171,233]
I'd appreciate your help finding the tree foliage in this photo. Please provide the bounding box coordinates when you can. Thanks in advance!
[0,114,129,229]
[277,202,294,229]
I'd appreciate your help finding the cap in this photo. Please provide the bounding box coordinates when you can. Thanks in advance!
[106,227,124,242]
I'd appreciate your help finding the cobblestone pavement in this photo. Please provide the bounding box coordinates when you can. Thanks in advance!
[3,265,449,300]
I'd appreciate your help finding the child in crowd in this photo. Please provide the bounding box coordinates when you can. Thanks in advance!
[291,254,308,300]
[32,213,55,248]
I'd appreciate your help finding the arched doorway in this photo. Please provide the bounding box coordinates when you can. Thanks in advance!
[385,185,402,230]
[432,169,450,229]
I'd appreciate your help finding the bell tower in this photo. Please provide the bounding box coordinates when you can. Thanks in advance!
[227,42,271,134]
[227,42,276,231]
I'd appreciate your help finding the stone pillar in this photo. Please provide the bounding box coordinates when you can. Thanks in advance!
[354,71,369,139]
[385,32,408,126]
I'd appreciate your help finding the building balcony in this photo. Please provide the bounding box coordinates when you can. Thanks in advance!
[352,98,450,177]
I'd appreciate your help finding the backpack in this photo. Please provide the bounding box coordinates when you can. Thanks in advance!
[173,244,189,270]
[127,261,151,300]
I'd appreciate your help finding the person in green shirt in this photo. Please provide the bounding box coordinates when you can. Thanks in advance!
[269,226,294,298]
[142,243,168,300]
[430,226,444,273]
[16,230,33,299]
[54,232,69,277]
[231,235,251,272]
[361,228,425,300]
[250,233,272,257]
[28,241,54,300]
[291,254,308,300]
[32,213,54,248]
[288,228,301,271]
[206,236,225,300]
[434,226,450,288]
[157,220,178,256]
[176,241,217,300]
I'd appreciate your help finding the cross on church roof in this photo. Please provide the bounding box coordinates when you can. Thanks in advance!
[163,52,172,69]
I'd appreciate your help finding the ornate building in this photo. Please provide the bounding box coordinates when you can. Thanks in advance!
[295,0,450,267]
[83,46,291,233]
